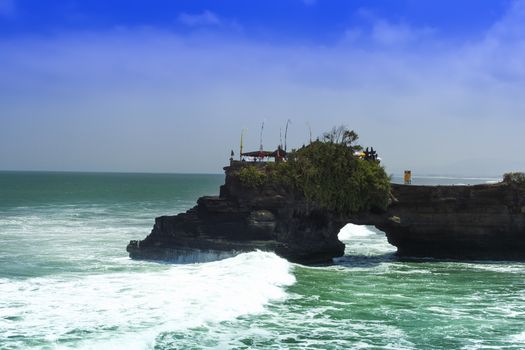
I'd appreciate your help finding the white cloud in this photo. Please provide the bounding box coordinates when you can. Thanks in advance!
[343,28,362,43]
[466,0,525,83]
[488,0,525,40]
[370,20,434,46]
[178,10,221,27]
[346,8,436,47]
[2,2,525,174]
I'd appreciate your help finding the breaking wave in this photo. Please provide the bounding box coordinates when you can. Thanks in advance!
[0,251,295,349]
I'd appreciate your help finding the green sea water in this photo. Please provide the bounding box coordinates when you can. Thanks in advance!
[1,171,524,349]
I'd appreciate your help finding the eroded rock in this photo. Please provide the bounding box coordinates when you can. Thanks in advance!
[127,164,525,264]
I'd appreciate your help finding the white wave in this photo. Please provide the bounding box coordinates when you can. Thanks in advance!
[0,251,295,349]
[510,331,525,343]
[338,223,377,241]
[460,263,525,274]
[485,180,499,184]
[334,224,396,262]
[413,176,499,181]
[140,248,241,264]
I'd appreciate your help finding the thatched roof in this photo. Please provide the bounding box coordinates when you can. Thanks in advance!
[242,148,287,158]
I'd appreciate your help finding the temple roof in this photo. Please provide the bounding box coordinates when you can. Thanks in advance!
[241,148,287,158]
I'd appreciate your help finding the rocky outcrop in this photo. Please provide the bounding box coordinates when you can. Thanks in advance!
[127,163,525,264]
[128,162,346,264]
[380,182,525,259]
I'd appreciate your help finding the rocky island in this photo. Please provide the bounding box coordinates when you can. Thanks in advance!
[127,129,525,264]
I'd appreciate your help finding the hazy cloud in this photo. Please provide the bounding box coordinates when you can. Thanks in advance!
[489,0,525,40]
[1,2,525,174]
[345,9,436,47]
[178,10,221,27]
[371,20,435,46]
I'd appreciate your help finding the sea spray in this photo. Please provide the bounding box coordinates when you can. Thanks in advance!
[338,223,378,240]
[0,251,295,349]
[336,223,397,260]
[2,172,525,349]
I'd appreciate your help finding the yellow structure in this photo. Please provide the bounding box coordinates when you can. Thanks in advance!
[404,170,412,185]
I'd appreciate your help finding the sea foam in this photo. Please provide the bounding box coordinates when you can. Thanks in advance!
[0,251,295,349]
[338,223,377,241]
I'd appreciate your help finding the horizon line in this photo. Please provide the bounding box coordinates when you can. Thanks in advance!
[0,168,505,179]
[0,169,224,176]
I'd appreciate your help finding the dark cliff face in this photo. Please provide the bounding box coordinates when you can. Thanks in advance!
[380,183,525,259]
[127,164,525,264]
[127,163,346,264]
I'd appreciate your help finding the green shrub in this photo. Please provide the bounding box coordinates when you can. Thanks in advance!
[237,126,391,215]
[503,172,525,187]
[238,165,267,188]
[286,140,390,215]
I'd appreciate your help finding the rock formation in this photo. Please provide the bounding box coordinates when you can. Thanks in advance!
[127,162,525,264]
[380,182,525,259]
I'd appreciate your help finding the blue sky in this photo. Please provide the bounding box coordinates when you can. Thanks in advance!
[1,0,524,175]
[0,0,511,42]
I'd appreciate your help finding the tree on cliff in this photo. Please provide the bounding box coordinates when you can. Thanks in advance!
[503,172,525,187]
[322,125,361,151]
[239,126,391,216]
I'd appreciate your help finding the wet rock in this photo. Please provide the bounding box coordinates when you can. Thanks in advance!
[379,183,525,259]
[128,163,525,264]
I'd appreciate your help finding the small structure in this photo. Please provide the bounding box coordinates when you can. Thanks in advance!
[354,147,381,163]
[364,147,378,161]
[404,170,412,185]
[241,146,287,163]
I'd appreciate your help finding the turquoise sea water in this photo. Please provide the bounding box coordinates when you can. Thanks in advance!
[1,171,525,349]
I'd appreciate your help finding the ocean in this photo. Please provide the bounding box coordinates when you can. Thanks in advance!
[1,171,525,349]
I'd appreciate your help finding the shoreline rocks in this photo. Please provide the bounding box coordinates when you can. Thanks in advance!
[380,182,525,260]
[127,164,525,264]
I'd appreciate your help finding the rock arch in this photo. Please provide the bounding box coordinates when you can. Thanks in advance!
[128,165,525,264]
